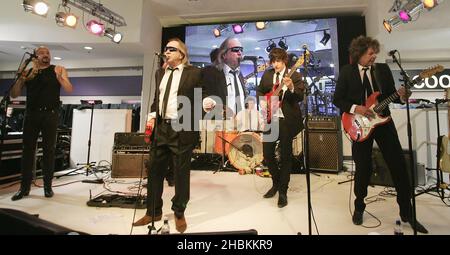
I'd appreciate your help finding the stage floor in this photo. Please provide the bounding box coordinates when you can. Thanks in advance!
[0,167,449,235]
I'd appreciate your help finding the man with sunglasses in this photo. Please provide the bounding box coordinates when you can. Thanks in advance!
[133,38,201,233]
[257,48,305,208]
[202,37,247,118]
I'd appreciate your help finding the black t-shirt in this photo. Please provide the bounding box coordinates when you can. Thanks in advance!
[25,65,61,110]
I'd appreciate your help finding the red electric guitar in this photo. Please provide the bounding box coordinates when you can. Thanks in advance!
[263,53,308,123]
[342,65,444,142]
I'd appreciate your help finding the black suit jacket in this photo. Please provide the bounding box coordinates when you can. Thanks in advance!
[151,65,202,145]
[200,65,248,106]
[257,68,305,137]
[333,63,399,116]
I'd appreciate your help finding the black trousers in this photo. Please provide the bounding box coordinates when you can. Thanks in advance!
[263,119,294,195]
[352,120,412,218]
[21,110,59,188]
[146,120,194,217]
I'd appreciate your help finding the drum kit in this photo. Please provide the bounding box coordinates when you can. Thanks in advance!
[195,119,304,175]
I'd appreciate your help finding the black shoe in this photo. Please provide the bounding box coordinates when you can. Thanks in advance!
[263,187,278,198]
[401,216,428,234]
[44,187,54,198]
[167,179,174,187]
[11,189,30,201]
[352,211,363,225]
[277,194,288,208]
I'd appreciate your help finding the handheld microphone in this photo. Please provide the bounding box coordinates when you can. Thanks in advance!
[388,49,397,56]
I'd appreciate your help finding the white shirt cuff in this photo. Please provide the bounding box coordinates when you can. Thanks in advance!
[350,104,357,114]
[147,112,156,121]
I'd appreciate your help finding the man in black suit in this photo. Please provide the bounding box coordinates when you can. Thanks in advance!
[133,38,201,233]
[257,48,304,208]
[202,37,247,118]
[333,36,427,233]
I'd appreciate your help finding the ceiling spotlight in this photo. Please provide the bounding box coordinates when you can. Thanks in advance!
[320,30,331,46]
[398,0,424,22]
[265,40,276,53]
[422,0,437,9]
[232,24,244,34]
[86,20,104,35]
[278,37,289,51]
[255,21,267,30]
[55,12,78,28]
[213,28,221,37]
[212,24,227,38]
[22,0,49,17]
[104,28,123,44]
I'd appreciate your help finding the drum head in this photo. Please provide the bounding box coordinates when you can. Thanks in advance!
[228,132,263,174]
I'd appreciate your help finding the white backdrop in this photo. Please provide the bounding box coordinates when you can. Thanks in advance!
[70,109,132,167]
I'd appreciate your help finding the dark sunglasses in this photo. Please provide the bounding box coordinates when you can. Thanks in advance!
[164,46,179,52]
[228,47,244,53]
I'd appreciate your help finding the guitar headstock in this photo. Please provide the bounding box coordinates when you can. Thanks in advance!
[419,64,444,79]
[291,51,310,70]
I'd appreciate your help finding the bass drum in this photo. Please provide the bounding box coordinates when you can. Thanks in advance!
[228,132,263,174]
[214,131,239,155]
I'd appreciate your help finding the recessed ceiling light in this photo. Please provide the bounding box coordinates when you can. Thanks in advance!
[254,47,261,50]
[84,46,93,50]
[212,45,218,48]
[53,57,62,60]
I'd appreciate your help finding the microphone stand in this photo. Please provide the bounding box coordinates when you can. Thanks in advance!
[302,49,313,235]
[0,53,32,169]
[391,52,418,235]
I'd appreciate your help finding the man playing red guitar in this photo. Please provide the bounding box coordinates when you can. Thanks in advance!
[333,36,427,233]
[257,48,304,208]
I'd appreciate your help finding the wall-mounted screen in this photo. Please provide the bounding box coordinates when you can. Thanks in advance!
[185,18,340,115]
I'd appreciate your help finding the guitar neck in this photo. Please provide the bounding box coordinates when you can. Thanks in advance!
[373,92,399,113]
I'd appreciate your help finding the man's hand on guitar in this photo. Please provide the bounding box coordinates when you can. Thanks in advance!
[283,77,294,90]
[202,97,216,112]
[397,86,412,102]
[355,105,375,119]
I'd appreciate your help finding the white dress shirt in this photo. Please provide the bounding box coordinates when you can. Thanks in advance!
[148,64,184,120]
[350,64,375,114]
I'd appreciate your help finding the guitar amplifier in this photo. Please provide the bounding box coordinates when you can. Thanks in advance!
[113,132,149,151]
[111,152,149,178]
[308,129,343,173]
[307,116,340,131]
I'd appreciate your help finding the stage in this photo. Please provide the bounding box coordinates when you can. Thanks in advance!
[0,166,449,235]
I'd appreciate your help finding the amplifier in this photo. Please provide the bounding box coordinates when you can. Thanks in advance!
[307,116,340,131]
[111,151,149,178]
[308,129,343,172]
[113,132,149,151]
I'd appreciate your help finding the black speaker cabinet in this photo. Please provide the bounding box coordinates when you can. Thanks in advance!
[111,152,149,178]
[370,148,425,187]
[308,130,343,172]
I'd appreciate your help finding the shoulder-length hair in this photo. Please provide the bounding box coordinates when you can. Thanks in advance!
[348,36,380,64]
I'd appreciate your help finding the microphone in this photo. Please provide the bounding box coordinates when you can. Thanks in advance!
[154,52,166,61]
[388,49,397,56]
[26,51,36,59]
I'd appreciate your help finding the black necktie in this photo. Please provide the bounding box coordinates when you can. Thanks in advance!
[230,70,242,113]
[275,72,283,100]
[161,68,177,119]
[362,67,372,99]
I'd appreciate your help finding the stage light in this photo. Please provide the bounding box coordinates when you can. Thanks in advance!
[104,28,122,44]
[213,28,221,37]
[86,20,104,35]
[22,0,49,17]
[265,40,276,53]
[320,30,331,46]
[383,15,402,33]
[255,21,266,30]
[422,0,437,9]
[55,12,78,28]
[232,24,244,34]
[278,37,289,51]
